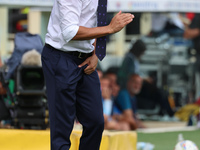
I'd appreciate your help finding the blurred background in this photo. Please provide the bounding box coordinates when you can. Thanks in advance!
[1,0,200,149]
[1,0,200,128]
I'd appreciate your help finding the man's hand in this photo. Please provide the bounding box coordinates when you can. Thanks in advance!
[78,54,98,74]
[108,11,134,34]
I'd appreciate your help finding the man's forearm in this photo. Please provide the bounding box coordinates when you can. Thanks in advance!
[72,26,112,40]
[72,11,134,41]
[184,28,200,39]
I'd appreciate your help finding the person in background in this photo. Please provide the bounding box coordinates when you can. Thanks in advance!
[115,74,145,130]
[100,76,130,131]
[117,39,175,117]
[150,13,184,37]
[103,67,125,122]
[0,54,3,67]
[117,39,146,89]
[104,67,120,98]
[184,13,200,72]
[97,68,103,80]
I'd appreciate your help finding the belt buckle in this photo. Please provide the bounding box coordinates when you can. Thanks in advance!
[78,52,83,59]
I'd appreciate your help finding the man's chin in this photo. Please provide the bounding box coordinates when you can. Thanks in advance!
[134,90,140,95]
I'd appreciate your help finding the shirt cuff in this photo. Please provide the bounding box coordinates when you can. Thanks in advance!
[62,25,79,43]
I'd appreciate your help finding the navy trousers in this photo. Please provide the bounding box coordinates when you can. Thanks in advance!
[41,45,104,150]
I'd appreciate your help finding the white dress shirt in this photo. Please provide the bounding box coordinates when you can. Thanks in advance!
[45,0,98,53]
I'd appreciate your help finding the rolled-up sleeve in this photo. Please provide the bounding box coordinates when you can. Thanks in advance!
[57,0,82,42]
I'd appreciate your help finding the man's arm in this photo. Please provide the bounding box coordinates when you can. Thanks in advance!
[78,11,134,74]
[184,14,200,39]
[73,11,134,40]
[122,109,137,130]
[184,28,200,39]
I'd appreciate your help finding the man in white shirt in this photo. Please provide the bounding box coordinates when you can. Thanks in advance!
[42,0,134,149]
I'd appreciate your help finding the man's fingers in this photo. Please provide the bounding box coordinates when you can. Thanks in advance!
[123,16,134,24]
[119,13,134,21]
[117,10,122,15]
[84,67,90,74]
[119,14,134,25]
[84,66,96,74]
[121,13,134,20]
[84,64,97,74]
[78,60,88,68]
[115,13,134,24]
[84,69,93,75]
[79,54,98,75]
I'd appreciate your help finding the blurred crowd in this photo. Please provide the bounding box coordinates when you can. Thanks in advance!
[1,12,200,130]
[97,39,176,131]
[97,12,200,131]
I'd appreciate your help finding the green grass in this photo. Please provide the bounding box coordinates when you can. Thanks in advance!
[137,130,200,150]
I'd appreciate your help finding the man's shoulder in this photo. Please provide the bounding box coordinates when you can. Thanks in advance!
[123,52,135,63]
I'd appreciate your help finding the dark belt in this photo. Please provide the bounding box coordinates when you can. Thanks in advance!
[45,43,93,59]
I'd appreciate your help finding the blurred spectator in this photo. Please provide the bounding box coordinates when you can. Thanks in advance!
[184,13,200,71]
[100,76,130,130]
[117,39,146,89]
[104,67,132,128]
[115,74,145,130]
[104,67,120,98]
[184,13,200,50]
[0,54,3,67]
[136,79,175,117]
[117,39,174,117]
[185,13,195,22]
[97,68,103,80]
[150,13,184,37]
